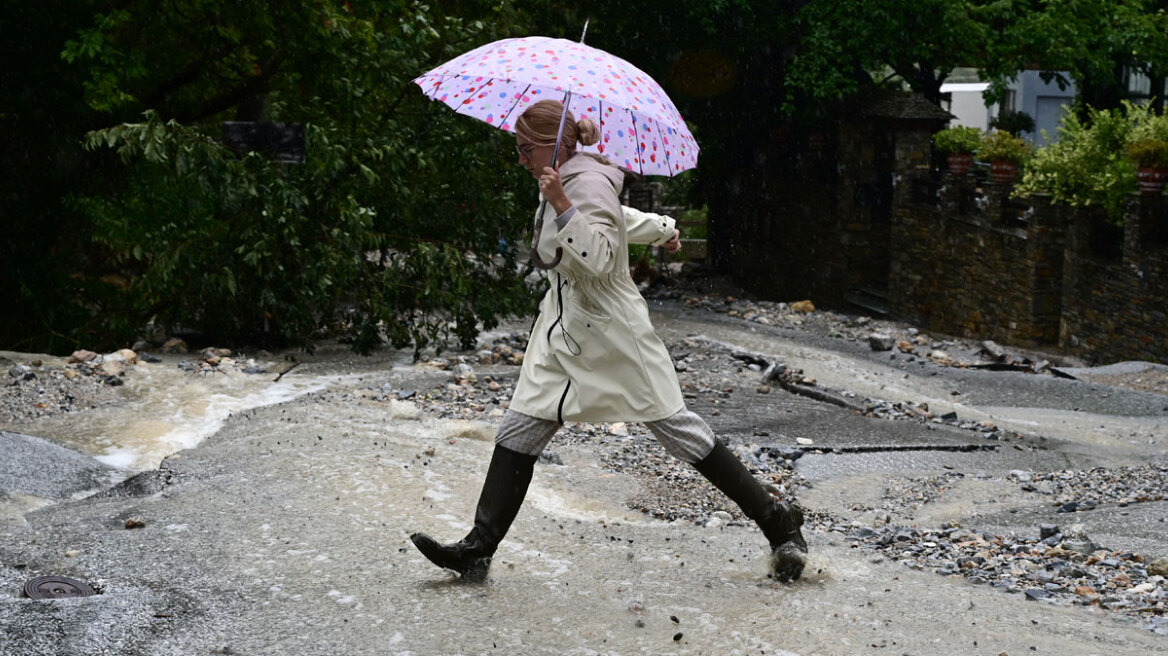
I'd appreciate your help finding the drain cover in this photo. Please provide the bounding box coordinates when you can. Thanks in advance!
[23,576,96,599]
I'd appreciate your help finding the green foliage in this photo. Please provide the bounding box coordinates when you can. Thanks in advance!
[1015,104,1138,224]
[980,1,1168,112]
[679,207,709,240]
[1126,139,1168,169]
[990,110,1036,136]
[785,0,989,107]
[7,0,562,355]
[978,130,1032,165]
[932,126,982,155]
[1125,104,1168,167]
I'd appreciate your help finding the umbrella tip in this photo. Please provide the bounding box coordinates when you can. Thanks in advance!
[580,19,590,43]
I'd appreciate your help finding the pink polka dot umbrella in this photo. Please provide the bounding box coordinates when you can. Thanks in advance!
[414,35,699,178]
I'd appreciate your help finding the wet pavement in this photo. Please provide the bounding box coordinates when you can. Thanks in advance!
[1,300,1166,655]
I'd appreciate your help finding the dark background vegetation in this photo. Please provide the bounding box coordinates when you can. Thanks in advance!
[4,1,1168,355]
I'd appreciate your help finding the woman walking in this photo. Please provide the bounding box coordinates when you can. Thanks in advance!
[410,99,808,583]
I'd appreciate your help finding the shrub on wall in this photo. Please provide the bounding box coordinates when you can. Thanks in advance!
[1014,104,1137,224]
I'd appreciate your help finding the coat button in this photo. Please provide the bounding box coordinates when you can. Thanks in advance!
[567,237,573,243]
[582,252,587,257]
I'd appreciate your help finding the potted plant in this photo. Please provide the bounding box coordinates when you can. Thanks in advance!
[933,126,982,175]
[979,130,1032,184]
[1122,103,1168,195]
[1125,140,1168,194]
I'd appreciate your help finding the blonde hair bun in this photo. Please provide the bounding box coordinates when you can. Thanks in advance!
[576,118,601,147]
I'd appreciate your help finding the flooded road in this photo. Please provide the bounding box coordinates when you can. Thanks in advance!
[2,310,1166,655]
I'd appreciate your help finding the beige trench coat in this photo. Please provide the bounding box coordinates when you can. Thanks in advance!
[509,154,684,423]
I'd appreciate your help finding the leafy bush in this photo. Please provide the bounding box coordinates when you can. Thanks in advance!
[59,2,551,356]
[978,130,1032,164]
[932,126,982,155]
[1015,104,1136,224]
[1124,105,1168,169]
[1126,140,1168,169]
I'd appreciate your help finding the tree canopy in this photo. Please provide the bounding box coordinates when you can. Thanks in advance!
[4,1,576,355]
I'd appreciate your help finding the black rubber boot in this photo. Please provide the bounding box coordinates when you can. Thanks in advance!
[410,445,537,582]
[692,440,808,582]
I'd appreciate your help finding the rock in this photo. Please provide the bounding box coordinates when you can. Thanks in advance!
[124,518,146,529]
[99,359,125,377]
[609,422,628,436]
[789,299,815,313]
[981,340,1008,361]
[795,437,814,446]
[1148,557,1168,576]
[69,349,98,364]
[161,338,189,354]
[868,333,895,351]
[115,348,139,365]
[896,340,915,354]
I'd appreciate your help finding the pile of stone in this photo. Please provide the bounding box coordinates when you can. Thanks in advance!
[1,349,143,423]
[1008,465,1168,512]
[175,347,270,376]
[839,520,1168,633]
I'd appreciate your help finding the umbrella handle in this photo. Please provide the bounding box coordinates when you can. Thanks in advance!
[530,199,563,270]
[528,96,574,271]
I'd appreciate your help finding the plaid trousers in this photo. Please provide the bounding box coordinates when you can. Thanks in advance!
[494,407,716,463]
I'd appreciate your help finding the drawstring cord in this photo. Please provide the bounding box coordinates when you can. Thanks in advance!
[554,272,581,356]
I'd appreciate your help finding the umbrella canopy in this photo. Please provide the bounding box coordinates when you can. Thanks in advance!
[414,36,698,177]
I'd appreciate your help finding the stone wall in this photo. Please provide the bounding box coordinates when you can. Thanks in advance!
[891,175,1168,363]
[711,98,1168,364]
[1059,196,1168,362]
[888,178,1066,346]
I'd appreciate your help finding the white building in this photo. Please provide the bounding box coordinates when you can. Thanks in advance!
[940,70,1077,145]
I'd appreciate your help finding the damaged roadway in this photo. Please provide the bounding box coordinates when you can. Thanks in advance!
[1,298,1167,655]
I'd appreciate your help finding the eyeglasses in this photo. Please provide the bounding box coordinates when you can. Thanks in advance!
[515,141,555,158]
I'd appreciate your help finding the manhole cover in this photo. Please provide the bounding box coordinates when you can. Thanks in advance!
[23,576,96,599]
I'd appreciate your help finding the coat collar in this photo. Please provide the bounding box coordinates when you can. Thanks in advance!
[559,153,625,192]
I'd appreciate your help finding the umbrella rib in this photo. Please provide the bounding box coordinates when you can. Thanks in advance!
[630,111,643,176]
[497,83,533,130]
[449,77,490,116]
[659,119,675,178]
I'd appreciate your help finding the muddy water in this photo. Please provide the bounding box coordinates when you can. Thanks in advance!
[8,355,376,473]
[204,386,1162,656]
